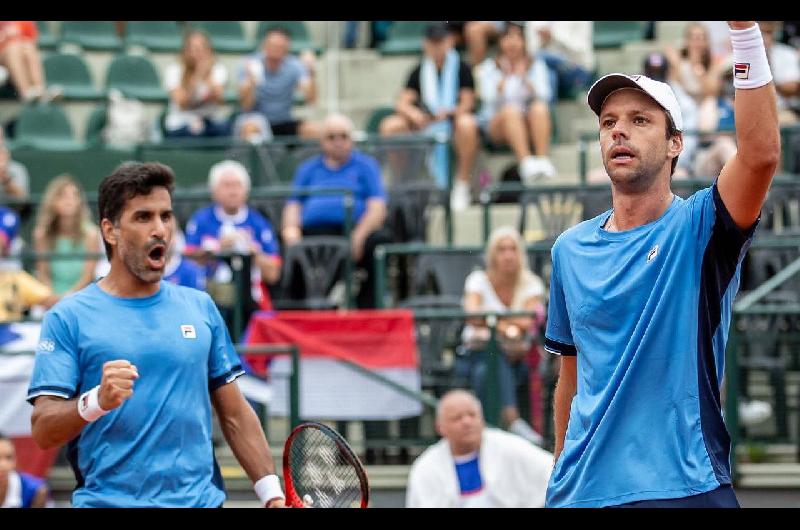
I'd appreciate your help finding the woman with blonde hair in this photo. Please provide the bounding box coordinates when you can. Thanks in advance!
[163,29,229,138]
[458,225,546,445]
[33,175,100,295]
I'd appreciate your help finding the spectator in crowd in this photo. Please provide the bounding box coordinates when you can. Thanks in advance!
[0,21,58,103]
[163,228,205,291]
[379,23,479,210]
[163,30,230,138]
[184,160,281,312]
[524,21,594,100]
[644,52,737,179]
[406,389,552,508]
[457,226,546,447]
[463,21,505,66]
[282,113,391,309]
[664,22,730,133]
[236,26,320,142]
[0,433,50,508]
[476,22,556,184]
[1,206,58,323]
[759,21,800,124]
[0,128,29,200]
[33,176,101,296]
[701,21,734,61]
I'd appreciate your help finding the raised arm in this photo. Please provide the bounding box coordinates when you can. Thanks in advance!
[716,21,781,230]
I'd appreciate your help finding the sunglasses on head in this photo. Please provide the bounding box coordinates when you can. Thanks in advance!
[325,132,350,141]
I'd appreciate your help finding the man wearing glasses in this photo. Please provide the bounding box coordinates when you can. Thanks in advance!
[281,113,390,308]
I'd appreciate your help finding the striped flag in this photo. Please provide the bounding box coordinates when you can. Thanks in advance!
[244,310,423,420]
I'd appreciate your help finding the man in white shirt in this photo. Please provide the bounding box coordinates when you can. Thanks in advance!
[406,389,552,508]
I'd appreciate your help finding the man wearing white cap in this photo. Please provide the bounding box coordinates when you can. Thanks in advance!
[543,22,779,507]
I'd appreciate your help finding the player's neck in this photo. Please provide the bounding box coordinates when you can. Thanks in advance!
[98,264,161,298]
[608,179,674,232]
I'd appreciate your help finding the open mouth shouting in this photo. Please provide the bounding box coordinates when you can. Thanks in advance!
[146,242,167,270]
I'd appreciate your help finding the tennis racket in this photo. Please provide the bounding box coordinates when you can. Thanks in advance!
[282,422,369,508]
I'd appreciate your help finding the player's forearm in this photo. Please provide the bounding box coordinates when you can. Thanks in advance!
[219,405,277,482]
[552,368,577,462]
[30,397,87,450]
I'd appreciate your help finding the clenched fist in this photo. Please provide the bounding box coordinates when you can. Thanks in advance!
[98,360,139,411]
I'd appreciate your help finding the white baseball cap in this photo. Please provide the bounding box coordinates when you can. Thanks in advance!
[587,73,683,132]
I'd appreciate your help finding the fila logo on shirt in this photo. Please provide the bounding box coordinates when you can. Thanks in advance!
[646,244,659,263]
[181,325,197,339]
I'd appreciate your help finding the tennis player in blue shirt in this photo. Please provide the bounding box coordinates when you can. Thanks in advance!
[544,21,780,508]
[27,162,286,508]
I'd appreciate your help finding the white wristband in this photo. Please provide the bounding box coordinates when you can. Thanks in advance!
[77,385,109,422]
[254,475,284,505]
[730,23,773,90]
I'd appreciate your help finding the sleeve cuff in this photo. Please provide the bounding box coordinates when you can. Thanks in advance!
[209,365,246,392]
[711,183,759,246]
[27,385,76,405]
[544,337,577,356]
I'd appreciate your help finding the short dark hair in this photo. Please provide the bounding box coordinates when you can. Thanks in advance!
[665,112,681,176]
[98,162,175,258]
[266,26,291,41]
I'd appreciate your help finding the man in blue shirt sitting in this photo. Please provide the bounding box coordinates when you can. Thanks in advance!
[281,113,391,308]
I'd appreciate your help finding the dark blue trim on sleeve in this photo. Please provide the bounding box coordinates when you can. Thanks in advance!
[209,364,245,392]
[544,337,577,356]
[26,385,76,404]
[711,183,759,247]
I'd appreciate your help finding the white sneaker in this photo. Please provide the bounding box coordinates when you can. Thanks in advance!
[538,156,557,180]
[739,400,773,427]
[519,156,557,184]
[450,180,471,211]
[518,155,543,185]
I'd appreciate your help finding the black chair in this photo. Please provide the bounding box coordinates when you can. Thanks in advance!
[518,188,583,243]
[400,295,465,394]
[411,252,484,298]
[386,181,443,243]
[275,236,350,309]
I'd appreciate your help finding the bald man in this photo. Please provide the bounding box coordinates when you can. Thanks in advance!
[281,113,391,308]
[406,390,553,508]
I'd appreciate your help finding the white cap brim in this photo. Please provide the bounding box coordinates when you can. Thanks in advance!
[587,73,683,131]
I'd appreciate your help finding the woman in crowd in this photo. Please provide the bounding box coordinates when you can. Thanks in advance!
[163,29,230,138]
[33,175,100,296]
[458,226,546,446]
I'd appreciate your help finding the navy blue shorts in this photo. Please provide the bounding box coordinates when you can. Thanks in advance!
[611,485,740,508]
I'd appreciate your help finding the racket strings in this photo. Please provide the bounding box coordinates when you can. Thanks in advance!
[289,428,364,508]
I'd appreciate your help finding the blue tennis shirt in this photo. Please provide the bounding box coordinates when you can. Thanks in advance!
[544,183,756,507]
[27,281,245,507]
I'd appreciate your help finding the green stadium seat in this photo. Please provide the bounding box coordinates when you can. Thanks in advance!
[85,105,108,147]
[191,21,253,53]
[592,21,648,49]
[105,54,167,102]
[125,21,182,52]
[364,106,395,134]
[15,103,82,150]
[37,21,58,50]
[61,21,123,51]
[378,21,435,55]
[43,53,104,100]
[256,21,321,54]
